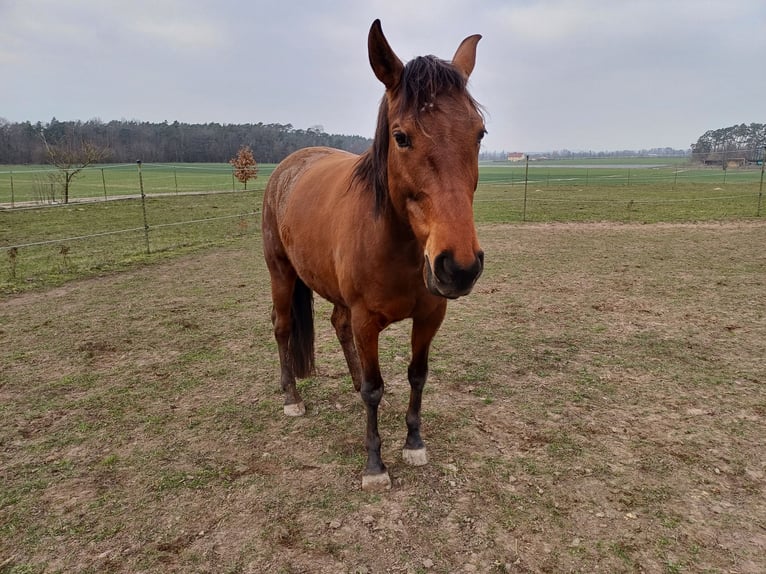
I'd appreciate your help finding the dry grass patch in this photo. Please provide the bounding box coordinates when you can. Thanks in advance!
[1,222,765,573]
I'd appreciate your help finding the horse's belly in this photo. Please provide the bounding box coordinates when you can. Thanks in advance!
[290,246,344,304]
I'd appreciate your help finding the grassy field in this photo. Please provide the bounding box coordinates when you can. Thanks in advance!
[2,158,765,571]
[474,180,763,223]
[1,160,763,206]
[1,158,764,295]
[476,161,764,223]
[1,192,262,295]
[0,164,278,205]
[1,221,764,573]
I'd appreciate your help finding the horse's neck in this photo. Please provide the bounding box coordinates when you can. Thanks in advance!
[378,207,422,258]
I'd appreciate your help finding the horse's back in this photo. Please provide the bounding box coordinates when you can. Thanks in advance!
[262,147,362,303]
[264,147,358,225]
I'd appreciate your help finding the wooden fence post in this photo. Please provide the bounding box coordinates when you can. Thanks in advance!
[758,146,765,217]
[523,154,529,222]
[137,161,150,254]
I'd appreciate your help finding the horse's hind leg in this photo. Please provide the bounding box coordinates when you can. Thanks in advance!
[403,303,447,466]
[331,304,363,392]
[269,266,306,416]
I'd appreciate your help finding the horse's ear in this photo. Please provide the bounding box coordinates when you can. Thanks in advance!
[452,34,482,79]
[368,19,404,90]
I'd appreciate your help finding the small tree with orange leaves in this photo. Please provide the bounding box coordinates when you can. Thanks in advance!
[229,145,258,190]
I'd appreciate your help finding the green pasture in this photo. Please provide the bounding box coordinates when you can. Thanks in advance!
[0,163,278,205]
[1,160,763,206]
[475,161,764,222]
[1,160,764,295]
[1,192,262,294]
[478,161,762,187]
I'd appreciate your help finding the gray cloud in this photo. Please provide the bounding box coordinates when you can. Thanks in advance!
[1,0,764,152]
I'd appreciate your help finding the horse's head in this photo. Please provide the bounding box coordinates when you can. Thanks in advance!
[367,19,485,299]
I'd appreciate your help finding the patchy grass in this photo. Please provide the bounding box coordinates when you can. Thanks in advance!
[1,222,765,572]
[0,191,262,295]
[3,161,764,297]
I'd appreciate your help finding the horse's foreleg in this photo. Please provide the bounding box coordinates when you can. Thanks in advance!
[403,303,447,466]
[352,312,390,491]
[331,304,363,392]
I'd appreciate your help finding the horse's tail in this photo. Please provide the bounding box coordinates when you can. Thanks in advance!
[289,277,316,378]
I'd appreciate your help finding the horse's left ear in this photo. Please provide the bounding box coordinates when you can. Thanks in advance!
[452,34,482,79]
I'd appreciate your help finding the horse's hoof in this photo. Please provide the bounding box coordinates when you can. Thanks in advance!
[402,447,428,466]
[361,471,392,492]
[283,402,306,417]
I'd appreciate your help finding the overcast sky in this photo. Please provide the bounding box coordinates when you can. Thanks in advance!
[1,0,764,152]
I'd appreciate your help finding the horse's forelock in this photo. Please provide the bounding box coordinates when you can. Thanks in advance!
[399,56,471,118]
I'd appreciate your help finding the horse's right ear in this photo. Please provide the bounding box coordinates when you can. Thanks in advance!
[368,19,404,91]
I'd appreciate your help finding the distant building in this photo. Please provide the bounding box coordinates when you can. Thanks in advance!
[703,157,747,168]
[507,152,525,162]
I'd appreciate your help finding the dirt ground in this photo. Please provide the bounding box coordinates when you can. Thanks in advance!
[1,221,765,573]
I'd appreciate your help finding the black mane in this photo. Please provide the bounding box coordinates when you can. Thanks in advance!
[352,55,481,216]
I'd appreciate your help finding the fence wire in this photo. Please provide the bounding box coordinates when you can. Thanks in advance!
[2,161,764,294]
[3,211,258,251]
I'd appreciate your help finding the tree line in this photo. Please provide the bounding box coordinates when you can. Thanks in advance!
[0,118,372,164]
[691,123,766,164]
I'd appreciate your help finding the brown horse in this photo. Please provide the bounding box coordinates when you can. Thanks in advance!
[262,19,485,490]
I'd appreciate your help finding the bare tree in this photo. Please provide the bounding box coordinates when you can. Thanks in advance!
[40,131,110,203]
[229,145,258,190]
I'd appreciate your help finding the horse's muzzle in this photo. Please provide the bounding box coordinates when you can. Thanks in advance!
[425,250,484,299]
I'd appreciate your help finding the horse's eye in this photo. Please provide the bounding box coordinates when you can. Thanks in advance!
[478,129,487,145]
[393,131,411,148]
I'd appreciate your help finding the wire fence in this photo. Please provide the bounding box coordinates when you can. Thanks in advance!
[2,160,765,294]
[473,158,765,221]
[2,160,765,206]
[1,164,262,293]
[0,163,270,207]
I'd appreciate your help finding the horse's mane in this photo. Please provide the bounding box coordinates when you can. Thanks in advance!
[352,55,482,216]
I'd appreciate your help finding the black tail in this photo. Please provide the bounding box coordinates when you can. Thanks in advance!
[289,277,316,378]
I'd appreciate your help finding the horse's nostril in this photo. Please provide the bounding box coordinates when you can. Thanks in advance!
[433,251,452,284]
[433,250,483,287]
